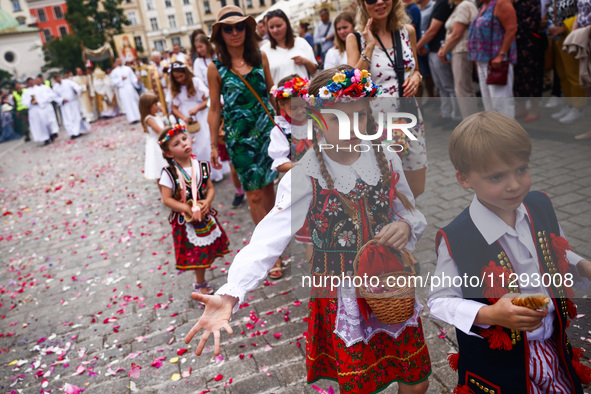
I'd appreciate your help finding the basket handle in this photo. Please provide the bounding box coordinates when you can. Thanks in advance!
[352,239,417,276]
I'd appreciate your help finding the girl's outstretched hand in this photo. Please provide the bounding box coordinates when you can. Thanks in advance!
[375,222,411,250]
[184,294,237,356]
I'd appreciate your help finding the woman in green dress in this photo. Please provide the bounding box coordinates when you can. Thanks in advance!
[208,6,283,277]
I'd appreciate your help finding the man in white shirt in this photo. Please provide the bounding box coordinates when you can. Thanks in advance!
[171,44,187,64]
[52,73,90,139]
[313,8,335,63]
[110,57,141,124]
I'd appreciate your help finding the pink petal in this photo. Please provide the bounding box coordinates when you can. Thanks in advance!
[64,383,81,394]
[129,363,141,378]
[273,333,282,339]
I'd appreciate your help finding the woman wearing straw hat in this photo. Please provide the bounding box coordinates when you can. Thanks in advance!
[208,6,284,278]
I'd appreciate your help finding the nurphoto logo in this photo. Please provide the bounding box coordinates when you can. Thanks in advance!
[307,109,418,152]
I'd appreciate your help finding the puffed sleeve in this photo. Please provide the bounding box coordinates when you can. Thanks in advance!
[216,168,313,313]
[268,126,291,171]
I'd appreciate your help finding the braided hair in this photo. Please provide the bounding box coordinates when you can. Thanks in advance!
[308,65,414,212]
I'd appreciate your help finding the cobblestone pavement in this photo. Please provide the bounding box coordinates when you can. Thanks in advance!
[1,108,590,394]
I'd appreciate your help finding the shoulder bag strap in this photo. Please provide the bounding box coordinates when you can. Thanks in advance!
[375,31,406,95]
[231,67,279,129]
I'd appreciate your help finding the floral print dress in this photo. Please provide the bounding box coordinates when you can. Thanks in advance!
[213,59,277,191]
[359,26,427,172]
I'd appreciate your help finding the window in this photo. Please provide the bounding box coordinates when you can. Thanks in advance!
[37,9,47,22]
[171,37,181,46]
[183,0,190,4]
[259,0,264,6]
[154,39,165,52]
[16,16,26,25]
[220,0,226,7]
[185,12,194,25]
[43,29,52,42]
[59,26,68,36]
[233,0,239,6]
[271,0,276,4]
[12,0,21,11]
[53,6,63,19]
[146,0,154,10]
[128,11,138,25]
[168,15,176,28]
[150,17,158,30]
[203,0,211,13]
[246,0,252,7]
[125,0,132,3]
[164,0,172,7]
[4,51,16,63]
[134,36,143,50]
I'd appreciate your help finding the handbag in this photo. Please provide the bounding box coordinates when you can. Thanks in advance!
[186,117,200,134]
[485,0,509,85]
[231,68,279,130]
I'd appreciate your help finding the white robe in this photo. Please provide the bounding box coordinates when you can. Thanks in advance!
[111,65,141,123]
[53,80,90,137]
[22,85,59,142]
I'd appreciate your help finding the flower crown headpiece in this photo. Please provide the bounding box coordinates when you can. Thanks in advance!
[270,76,309,99]
[301,69,380,108]
[158,123,186,145]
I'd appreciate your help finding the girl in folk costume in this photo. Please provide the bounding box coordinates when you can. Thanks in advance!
[185,66,431,393]
[158,125,229,294]
[267,74,314,268]
[139,92,168,181]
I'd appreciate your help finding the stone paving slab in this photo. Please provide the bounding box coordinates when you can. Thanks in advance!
[1,109,590,394]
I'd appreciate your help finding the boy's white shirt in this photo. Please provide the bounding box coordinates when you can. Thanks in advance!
[428,194,584,341]
[217,142,427,313]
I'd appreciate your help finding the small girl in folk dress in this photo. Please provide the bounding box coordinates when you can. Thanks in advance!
[158,124,230,294]
[268,74,314,273]
[139,92,168,181]
[185,67,431,393]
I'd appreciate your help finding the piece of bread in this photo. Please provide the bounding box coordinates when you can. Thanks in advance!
[511,293,551,310]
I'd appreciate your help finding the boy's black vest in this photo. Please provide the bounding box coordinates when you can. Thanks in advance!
[436,191,582,394]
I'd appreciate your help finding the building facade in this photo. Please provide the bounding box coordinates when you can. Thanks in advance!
[0,0,36,25]
[0,9,44,79]
[121,0,149,56]
[27,0,68,43]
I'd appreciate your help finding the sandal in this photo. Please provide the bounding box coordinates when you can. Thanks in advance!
[268,261,283,280]
[194,282,214,295]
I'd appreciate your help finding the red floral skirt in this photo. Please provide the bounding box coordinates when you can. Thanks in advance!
[306,298,431,393]
[171,216,229,270]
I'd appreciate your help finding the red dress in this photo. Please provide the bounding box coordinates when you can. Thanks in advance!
[304,177,431,392]
[163,161,230,270]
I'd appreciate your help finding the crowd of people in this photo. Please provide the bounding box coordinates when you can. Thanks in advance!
[2,0,591,392]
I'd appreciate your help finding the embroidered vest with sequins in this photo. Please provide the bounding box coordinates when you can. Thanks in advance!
[163,162,211,225]
[306,176,393,278]
[436,191,582,394]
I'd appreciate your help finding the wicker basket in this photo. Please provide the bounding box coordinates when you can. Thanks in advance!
[353,239,417,325]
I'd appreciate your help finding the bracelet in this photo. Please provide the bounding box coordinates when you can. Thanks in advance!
[413,71,423,84]
[361,52,371,64]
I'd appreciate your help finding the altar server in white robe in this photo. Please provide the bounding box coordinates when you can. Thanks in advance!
[111,58,141,124]
[53,74,90,139]
[22,78,59,144]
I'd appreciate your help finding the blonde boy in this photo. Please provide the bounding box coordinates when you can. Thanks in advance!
[428,112,591,393]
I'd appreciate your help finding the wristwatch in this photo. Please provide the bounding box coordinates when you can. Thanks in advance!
[361,52,371,64]
[499,52,507,59]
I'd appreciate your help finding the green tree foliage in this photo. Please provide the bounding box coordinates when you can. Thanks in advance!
[42,0,129,72]
[42,34,83,72]
[0,69,13,90]
[66,0,130,49]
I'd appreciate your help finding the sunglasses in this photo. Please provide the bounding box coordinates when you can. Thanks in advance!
[364,0,388,5]
[222,22,246,34]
